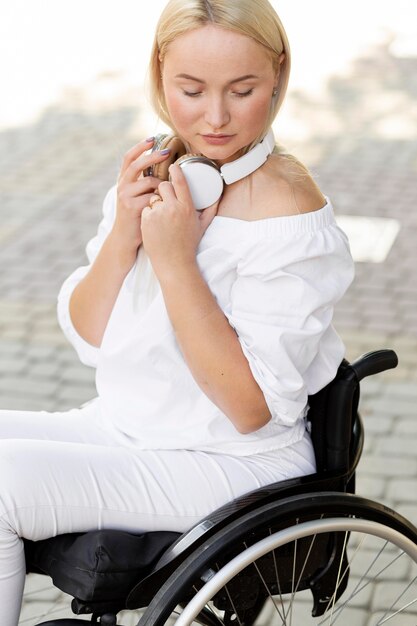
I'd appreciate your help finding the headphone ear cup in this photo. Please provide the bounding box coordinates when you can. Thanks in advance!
[175,156,224,210]
[151,135,187,180]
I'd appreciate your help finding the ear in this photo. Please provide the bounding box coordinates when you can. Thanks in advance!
[273,53,286,88]
[158,55,164,80]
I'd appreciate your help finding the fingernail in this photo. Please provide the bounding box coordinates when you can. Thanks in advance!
[146,136,155,142]
[160,148,171,155]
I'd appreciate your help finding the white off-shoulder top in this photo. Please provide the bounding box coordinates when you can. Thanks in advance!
[57,186,354,456]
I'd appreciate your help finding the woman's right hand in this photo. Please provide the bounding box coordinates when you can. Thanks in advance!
[110,137,171,266]
[67,138,171,347]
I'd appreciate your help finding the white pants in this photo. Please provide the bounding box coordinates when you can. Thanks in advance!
[0,402,315,626]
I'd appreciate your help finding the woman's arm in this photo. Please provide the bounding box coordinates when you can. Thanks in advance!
[141,164,271,434]
[68,229,137,347]
[69,139,171,347]
[158,262,271,434]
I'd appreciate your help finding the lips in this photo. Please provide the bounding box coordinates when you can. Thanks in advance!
[201,134,235,145]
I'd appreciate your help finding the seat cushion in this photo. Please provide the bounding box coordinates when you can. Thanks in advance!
[24,529,180,603]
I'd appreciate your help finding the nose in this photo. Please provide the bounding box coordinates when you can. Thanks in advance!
[204,94,230,130]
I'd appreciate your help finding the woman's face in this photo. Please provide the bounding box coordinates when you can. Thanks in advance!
[161,25,282,165]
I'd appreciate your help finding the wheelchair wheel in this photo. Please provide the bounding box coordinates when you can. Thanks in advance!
[137,493,417,626]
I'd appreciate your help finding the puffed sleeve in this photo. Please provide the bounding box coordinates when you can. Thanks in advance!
[57,185,117,367]
[224,222,354,427]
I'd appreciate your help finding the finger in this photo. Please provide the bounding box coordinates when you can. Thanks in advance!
[199,200,219,229]
[168,163,193,206]
[117,191,156,213]
[119,137,155,178]
[157,180,177,203]
[149,194,163,209]
[122,149,172,185]
[141,205,153,224]
[120,177,161,199]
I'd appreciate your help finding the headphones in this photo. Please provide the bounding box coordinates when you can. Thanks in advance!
[145,129,275,210]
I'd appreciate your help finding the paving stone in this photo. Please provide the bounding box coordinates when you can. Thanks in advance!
[29,362,61,378]
[0,358,27,375]
[359,434,374,456]
[55,350,87,369]
[365,397,417,418]
[22,574,63,601]
[371,613,417,626]
[395,503,417,525]
[383,382,417,400]
[355,475,387,500]
[360,455,417,477]
[350,546,410,580]
[360,415,393,435]
[27,330,66,346]
[360,378,385,395]
[0,376,59,397]
[54,385,96,408]
[386,478,417,504]
[372,581,417,614]
[59,365,96,384]
[394,418,417,435]
[0,395,58,411]
[24,344,58,359]
[375,436,417,458]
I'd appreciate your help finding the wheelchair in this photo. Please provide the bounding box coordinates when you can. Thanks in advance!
[22,349,417,625]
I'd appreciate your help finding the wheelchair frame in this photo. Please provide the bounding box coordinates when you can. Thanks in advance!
[24,349,417,626]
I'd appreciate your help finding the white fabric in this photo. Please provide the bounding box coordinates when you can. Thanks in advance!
[0,405,315,626]
[57,186,354,456]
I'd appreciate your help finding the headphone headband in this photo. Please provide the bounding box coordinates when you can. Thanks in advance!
[220,129,275,184]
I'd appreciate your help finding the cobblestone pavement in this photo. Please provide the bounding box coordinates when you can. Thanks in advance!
[1,39,416,626]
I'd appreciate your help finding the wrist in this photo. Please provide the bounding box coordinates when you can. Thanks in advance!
[157,260,221,329]
[155,257,201,288]
[105,229,139,274]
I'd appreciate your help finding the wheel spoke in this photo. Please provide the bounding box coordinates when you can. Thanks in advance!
[376,574,417,624]
[270,527,287,623]
[286,517,323,625]
[317,531,368,625]
[293,530,318,595]
[326,531,349,625]
[319,541,410,625]
[288,531,298,626]
[192,572,228,626]
[243,541,287,624]
[198,597,226,626]
[223,581,244,626]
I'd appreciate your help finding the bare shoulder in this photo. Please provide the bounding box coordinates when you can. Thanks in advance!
[247,152,327,219]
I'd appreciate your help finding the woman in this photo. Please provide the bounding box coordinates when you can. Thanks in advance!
[0,1,354,623]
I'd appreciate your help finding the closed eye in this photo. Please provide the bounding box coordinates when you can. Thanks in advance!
[183,89,254,98]
[234,89,253,97]
[183,90,202,97]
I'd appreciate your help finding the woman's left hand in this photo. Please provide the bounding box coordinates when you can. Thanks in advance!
[141,163,218,279]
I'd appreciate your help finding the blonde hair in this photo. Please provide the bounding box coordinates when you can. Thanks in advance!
[148,0,291,148]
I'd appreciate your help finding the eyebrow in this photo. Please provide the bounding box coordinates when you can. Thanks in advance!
[174,73,259,84]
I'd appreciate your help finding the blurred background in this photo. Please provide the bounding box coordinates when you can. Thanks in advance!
[1,1,417,621]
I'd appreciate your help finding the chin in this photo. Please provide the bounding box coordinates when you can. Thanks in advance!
[195,140,246,164]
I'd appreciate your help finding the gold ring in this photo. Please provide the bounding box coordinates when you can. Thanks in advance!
[149,194,162,208]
